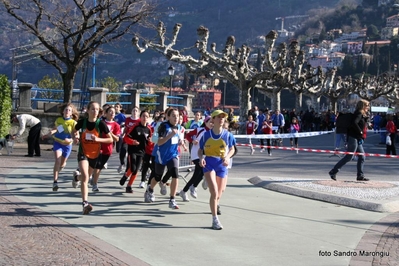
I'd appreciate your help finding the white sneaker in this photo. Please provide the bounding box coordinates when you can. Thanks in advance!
[144,189,155,203]
[189,185,197,199]
[72,170,81,188]
[159,182,167,195]
[139,181,146,188]
[202,179,208,190]
[269,152,272,156]
[212,218,223,230]
[52,182,59,192]
[117,164,125,174]
[179,190,190,201]
[296,149,299,154]
[92,184,99,192]
[169,199,179,209]
[260,148,265,153]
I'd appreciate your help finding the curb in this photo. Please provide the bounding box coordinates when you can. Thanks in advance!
[248,176,399,213]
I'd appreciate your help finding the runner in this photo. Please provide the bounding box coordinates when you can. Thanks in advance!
[43,103,79,191]
[72,101,113,215]
[198,110,236,230]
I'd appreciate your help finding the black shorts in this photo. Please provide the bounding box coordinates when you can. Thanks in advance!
[154,157,179,181]
[95,153,110,169]
[77,152,99,169]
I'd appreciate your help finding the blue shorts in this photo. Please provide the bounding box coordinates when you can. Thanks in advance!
[53,142,72,158]
[203,157,228,178]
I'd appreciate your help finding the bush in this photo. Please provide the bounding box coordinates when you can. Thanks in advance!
[0,74,12,138]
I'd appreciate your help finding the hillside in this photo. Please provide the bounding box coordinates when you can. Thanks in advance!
[2,0,351,85]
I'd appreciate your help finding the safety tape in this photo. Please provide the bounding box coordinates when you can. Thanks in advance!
[236,143,399,159]
[234,130,334,139]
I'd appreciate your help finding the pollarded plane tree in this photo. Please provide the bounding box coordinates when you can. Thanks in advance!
[302,66,326,113]
[0,0,156,103]
[353,73,399,104]
[133,22,307,120]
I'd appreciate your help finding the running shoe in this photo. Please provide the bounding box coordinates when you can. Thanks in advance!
[72,170,81,188]
[117,164,125,174]
[202,179,208,190]
[139,181,146,188]
[144,189,155,203]
[169,199,179,209]
[82,202,93,215]
[52,182,59,192]
[119,175,128,186]
[260,148,265,153]
[159,182,167,195]
[212,218,223,230]
[189,185,197,199]
[179,190,190,202]
[92,184,99,192]
[125,186,133,193]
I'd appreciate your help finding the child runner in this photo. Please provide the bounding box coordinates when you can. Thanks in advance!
[180,116,213,201]
[140,113,165,188]
[199,110,236,230]
[118,106,140,173]
[91,106,121,191]
[114,102,126,154]
[119,110,152,193]
[72,101,113,215]
[261,113,273,156]
[289,117,300,154]
[246,114,258,155]
[43,103,79,191]
[145,108,182,209]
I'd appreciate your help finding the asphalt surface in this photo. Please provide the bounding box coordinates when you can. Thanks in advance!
[1,132,398,266]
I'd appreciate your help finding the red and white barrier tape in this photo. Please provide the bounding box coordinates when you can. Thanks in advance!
[236,143,399,159]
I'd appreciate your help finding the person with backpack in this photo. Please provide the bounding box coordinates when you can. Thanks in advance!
[72,101,113,215]
[329,100,370,182]
[198,110,236,230]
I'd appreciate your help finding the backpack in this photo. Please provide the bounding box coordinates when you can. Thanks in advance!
[335,113,354,133]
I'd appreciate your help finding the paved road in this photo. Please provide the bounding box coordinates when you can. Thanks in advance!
[0,132,398,266]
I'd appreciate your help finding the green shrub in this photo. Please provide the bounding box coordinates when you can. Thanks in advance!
[0,75,12,138]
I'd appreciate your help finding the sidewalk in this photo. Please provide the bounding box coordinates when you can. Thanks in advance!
[0,143,398,266]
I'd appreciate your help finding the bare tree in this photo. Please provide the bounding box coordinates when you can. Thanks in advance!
[1,0,156,103]
[353,73,399,102]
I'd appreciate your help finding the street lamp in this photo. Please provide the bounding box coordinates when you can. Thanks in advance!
[223,79,227,110]
[168,65,175,97]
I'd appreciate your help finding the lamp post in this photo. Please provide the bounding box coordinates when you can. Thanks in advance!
[168,65,175,97]
[223,79,227,110]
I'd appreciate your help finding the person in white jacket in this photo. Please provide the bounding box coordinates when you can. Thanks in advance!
[11,114,42,157]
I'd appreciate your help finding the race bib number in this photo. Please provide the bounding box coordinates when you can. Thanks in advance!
[85,133,92,140]
[171,136,178,144]
[57,125,64,133]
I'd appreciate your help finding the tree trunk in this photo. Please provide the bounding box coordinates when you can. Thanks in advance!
[271,90,281,111]
[329,98,337,113]
[61,66,78,103]
[239,87,251,121]
[310,95,321,113]
[294,92,302,111]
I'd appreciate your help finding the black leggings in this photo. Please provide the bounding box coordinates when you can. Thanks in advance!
[154,158,179,182]
[141,154,154,182]
[182,159,203,192]
[119,142,127,165]
[260,139,271,154]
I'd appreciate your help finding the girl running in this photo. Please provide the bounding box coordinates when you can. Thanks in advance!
[119,110,152,193]
[72,101,113,215]
[289,117,300,154]
[246,114,258,155]
[145,108,182,209]
[261,113,273,156]
[199,110,236,230]
[91,106,121,191]
[43,103,79,191]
